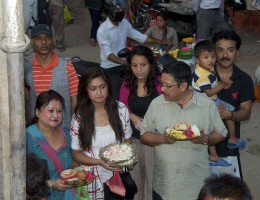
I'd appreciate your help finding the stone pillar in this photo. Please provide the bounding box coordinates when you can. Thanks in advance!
[0,0,30,199]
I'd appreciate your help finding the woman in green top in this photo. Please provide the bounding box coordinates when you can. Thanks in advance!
[85,0,102,46]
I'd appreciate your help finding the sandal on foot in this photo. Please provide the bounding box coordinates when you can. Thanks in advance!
[227,139,246,150]
[209,158,232,167]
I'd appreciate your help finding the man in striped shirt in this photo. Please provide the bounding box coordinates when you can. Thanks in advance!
[24,24,79,128]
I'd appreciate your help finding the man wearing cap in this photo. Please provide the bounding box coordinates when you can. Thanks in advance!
[24,24,79,128]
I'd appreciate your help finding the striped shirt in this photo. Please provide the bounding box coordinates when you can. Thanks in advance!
[32,52,79,96]
[192,65,218,99]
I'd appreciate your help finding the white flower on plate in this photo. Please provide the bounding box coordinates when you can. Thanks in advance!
[102,144,133,162]
[191,125,200,136]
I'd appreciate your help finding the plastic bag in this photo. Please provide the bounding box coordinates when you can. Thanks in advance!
[64,4,74,25]
[76,186,90,200]
[105,168,138,199]
[106,172,126,197]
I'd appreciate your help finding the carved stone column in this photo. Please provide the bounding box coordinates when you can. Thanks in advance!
[0,0,30,199]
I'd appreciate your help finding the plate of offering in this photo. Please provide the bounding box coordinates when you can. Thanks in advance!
[99,143,138,169]
[61,166,95,187]
[164,122,201,141]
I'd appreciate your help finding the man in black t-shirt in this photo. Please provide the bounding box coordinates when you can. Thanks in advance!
[211,30,255,179]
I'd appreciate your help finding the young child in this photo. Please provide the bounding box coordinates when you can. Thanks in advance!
[26,153,49,200]
[192,40,246,167]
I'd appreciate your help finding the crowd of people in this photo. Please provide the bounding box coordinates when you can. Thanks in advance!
[23,0,256,199]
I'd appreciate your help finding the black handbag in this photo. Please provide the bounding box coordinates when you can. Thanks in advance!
[120,168,138,199]
[104,167,138,200]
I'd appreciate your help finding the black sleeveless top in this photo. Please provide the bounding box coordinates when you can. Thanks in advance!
[128,86,159,139]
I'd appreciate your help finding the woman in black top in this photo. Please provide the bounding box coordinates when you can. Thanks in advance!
[119,45,161,200]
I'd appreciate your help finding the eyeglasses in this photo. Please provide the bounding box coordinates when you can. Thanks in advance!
[159,81,179,89]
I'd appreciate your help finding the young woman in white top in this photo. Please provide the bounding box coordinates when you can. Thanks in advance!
[70,66,132,199]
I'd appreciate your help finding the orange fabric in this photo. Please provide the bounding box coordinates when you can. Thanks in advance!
[66,61,79,96]
[32,52,79,96]
[255,83,260,102]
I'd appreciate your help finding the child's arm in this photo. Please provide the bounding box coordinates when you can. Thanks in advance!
[221,76,233,89]
[204,76,232,97]
[204,81,226,97]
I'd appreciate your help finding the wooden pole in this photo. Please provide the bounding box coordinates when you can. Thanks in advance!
[0,0,30,199]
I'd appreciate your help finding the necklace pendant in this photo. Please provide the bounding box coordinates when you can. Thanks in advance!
[178,104,183,109]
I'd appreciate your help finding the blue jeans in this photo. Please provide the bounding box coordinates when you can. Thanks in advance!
[89,8,100,39]
[214,97,234,111]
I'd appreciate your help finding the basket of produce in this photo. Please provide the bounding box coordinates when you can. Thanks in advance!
[60,166,95,187]
[164,122,201,141]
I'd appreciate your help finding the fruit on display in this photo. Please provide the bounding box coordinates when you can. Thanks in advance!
[177,47,193,60]
[60,167,95,186]
[168,48,179,58]
[182,37,193,44]
[164,123,201,140]
[174,122,189,131]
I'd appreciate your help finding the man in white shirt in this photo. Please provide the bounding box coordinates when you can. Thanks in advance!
[97,0,169,98]
[192,0,231,40]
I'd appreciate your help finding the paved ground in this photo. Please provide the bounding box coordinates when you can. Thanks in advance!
[235,29,260,198]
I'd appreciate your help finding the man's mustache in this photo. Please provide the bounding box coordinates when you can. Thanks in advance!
[220,57,231,61]
[40,46,49,49]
